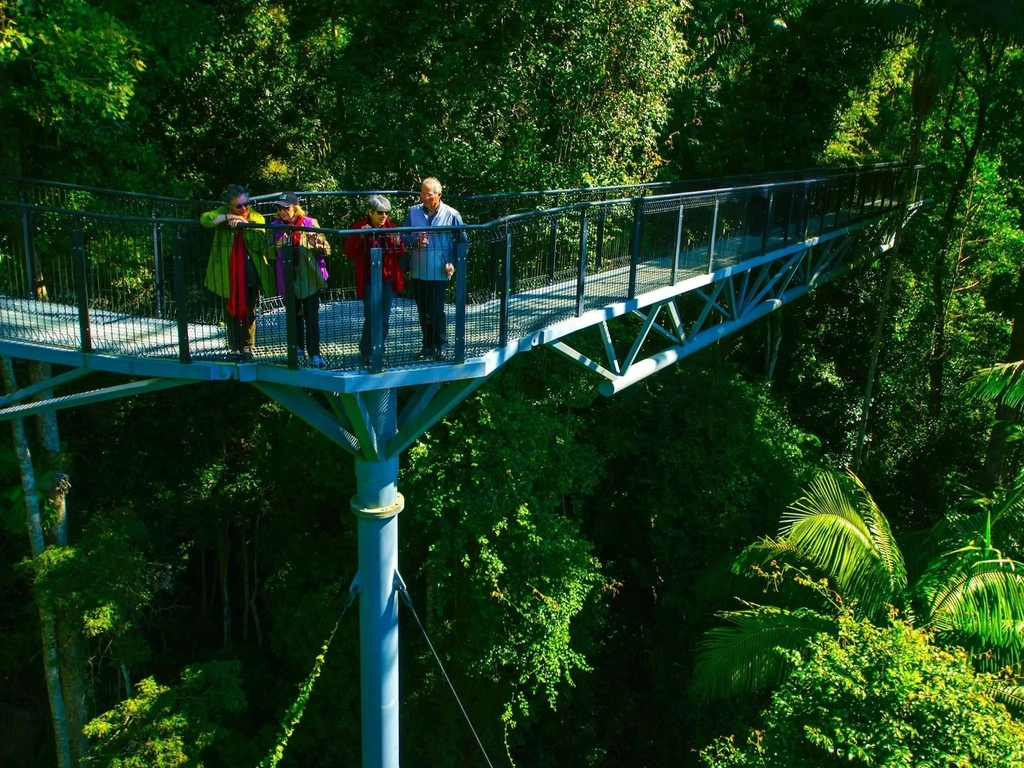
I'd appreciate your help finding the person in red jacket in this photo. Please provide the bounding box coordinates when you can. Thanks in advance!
[343,195,406,367]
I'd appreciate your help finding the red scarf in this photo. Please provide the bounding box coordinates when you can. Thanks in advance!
[227,230,251,323]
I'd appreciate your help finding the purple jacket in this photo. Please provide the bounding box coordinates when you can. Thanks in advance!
[271,216,330,298]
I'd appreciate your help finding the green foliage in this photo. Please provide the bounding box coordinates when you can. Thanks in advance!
[82,660,245,767]
[696,470,1024,701]
[0,0,143,134]
[692,604,835,699]
[778,471,906,620]
[403,365,608,734]
[701,617,1024,768]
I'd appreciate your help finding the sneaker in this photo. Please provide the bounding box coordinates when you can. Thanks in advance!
[239,349,255,362]
[417,347,434,359]
[296,348,306,360]
[360,353,371,367]
[311,355,325,368]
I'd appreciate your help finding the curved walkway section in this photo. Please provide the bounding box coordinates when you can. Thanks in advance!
[0,165,918,392]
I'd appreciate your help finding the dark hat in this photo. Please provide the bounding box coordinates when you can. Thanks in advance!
[274,192,300,207]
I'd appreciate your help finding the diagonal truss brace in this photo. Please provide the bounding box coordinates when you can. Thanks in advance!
[251,377,492,461]
[0,376,193,422]
[252,382,362,456]
[0,367,94,408]
[386,377,489,459]
[549,227,871,396]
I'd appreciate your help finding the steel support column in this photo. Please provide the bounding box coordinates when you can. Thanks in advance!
[351,387,404,768]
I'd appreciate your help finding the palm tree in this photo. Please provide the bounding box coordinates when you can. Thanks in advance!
[693,471,1024,705]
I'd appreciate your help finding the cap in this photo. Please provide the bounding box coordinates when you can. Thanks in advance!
[274,192,300,207]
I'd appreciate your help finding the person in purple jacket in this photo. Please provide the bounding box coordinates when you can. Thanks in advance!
[270,192,330,366]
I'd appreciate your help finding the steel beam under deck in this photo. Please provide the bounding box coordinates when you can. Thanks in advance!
[546,203,914,394]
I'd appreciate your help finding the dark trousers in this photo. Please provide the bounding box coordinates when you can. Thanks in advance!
[295,293,321,356]
[225,287,258,351]
[412,279,447,352]
[360,283,394,358]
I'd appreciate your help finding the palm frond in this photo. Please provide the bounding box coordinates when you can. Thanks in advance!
[924,556,1024,656]
[780,471,906,619]
[969,361,1024,408]
[731,536,809,577]
[990,682,1024,719]
[692,606,836,700]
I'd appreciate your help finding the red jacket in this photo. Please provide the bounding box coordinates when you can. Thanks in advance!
[343,216,406,298]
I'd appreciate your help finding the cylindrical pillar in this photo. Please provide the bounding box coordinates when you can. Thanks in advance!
[351,389,404,768]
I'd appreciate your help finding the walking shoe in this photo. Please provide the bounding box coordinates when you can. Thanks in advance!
[311,355,325,368]
[417,347,434,359]
[296,348,306,360]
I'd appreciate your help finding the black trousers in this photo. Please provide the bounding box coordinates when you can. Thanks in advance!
[412,279,448,352]
[294,293,321,356]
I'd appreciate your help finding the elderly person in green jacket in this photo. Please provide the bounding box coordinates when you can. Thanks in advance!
[200,184,275,359]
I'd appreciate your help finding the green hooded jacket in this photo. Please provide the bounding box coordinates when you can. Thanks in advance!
[199,207,276,298]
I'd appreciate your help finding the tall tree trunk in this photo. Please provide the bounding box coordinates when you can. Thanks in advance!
[250,511,262,648]
[220,524,231,647]
[853,248,898,474]
[853,93,927,473]
[242,522,250,643]
[765,309,782,381]
[982,275,1024,489]
[28,361,89,763]
[928,51,993,418]
[2,356,73,768]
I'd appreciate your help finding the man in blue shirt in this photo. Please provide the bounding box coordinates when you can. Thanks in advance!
[402,177,466,360]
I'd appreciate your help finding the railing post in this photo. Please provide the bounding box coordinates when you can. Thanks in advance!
[672,203,684,284]
[818,182,830,234]
[172,235,191,364]
[18,184,36,300]
[595,192,606,272]
[575,213,589,317]
[547,214,558,282]
[488,204,500,298]
[454,241,467,364]
[499,228,511,348]
[369,246,383,373]
[152,210,165,317]
[628,199,643,299]
[707,198,720,274]
[72,223,92,354]
[761,192,774,255]
[284,238,298,369]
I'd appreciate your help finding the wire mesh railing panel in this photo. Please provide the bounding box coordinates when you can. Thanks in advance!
[462,227,503,357]
[582,201,634,313]
[0,209,83,350]
[634,202,682,295]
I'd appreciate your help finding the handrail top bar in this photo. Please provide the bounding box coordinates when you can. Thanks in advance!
[3,161,921,209]
[0,175,221,206]
[0,164,917,231]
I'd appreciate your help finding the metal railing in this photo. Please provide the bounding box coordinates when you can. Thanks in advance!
[0,164,919,374]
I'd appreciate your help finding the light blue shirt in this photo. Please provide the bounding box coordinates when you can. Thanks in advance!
[402,201,467,281]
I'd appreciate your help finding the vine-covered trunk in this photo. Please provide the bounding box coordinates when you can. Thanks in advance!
[28,360,89,763]
[1,356,73,768]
